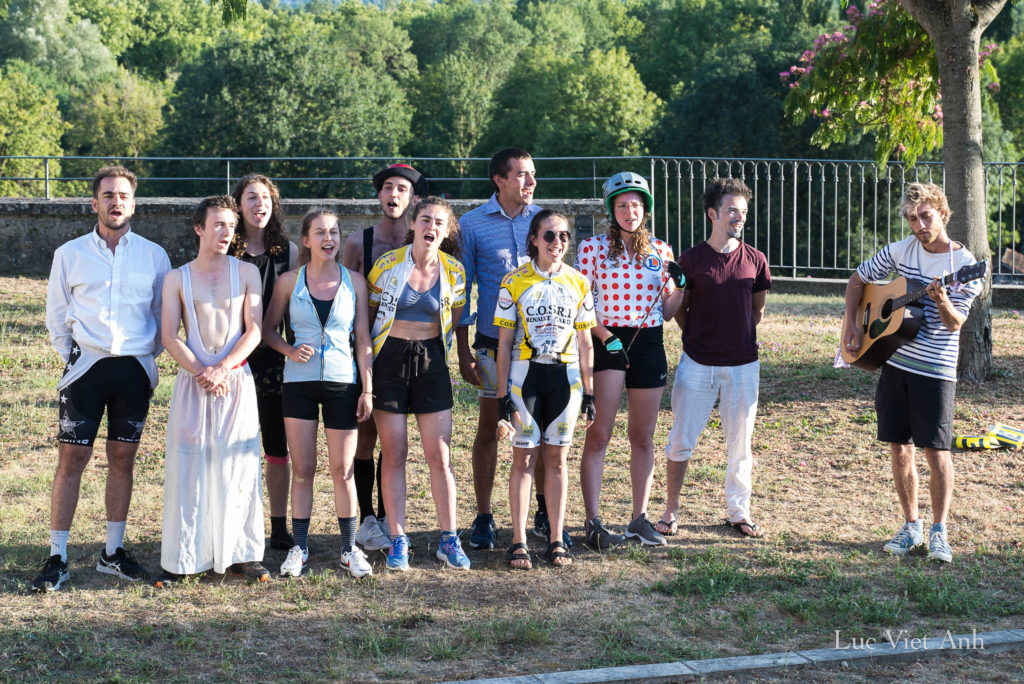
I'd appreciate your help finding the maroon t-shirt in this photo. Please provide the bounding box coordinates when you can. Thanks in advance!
[679,241,771,366]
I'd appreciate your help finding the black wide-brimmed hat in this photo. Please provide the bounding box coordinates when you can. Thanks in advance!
[372,163,427,195]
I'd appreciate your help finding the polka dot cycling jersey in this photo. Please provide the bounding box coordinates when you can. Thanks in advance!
[493,261,596,363]
[574,234,676,328]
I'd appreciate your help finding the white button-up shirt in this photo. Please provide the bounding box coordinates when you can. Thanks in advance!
[46,226,171,387]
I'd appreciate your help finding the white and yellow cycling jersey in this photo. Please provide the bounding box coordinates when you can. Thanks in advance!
[494,261,596,363]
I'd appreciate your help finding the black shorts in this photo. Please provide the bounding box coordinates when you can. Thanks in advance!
[592,325,667,388]
[248,347,288,458]
[875,364,955,450]
[57,356,152,447]
[282,381,360,431]
[373,336,454,415]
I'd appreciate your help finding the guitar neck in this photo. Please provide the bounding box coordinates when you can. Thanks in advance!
[891,272,958,309]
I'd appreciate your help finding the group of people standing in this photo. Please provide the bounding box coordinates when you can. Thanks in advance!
[32,150,981,592]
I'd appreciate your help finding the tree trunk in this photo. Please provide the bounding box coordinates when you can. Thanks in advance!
[900,0,1007,383]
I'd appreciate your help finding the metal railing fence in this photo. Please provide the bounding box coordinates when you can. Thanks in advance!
[2,154,1021,282]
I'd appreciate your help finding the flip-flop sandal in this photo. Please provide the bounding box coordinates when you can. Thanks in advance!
[726,520,764,538]
[506,542,532,570]
[656,516,678,536]
[544,541,573,568]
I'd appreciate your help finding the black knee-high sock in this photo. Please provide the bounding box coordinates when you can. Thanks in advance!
[292,518,311,551]
[338,517,357,553]
[376,455,387,520]
[354,458,375,522]
[270,516,288,538]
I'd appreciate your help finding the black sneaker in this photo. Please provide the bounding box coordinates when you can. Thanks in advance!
[532,509,573,548]
[32,554,70,592]
[269,530,295,551]
[229,561,270,583]
[624,513,667,546]
[585,517,625,550]
[468,513,496,549]
[97,548,151,581]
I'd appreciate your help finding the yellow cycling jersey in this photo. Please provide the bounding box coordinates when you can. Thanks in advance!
[494,261,596,363]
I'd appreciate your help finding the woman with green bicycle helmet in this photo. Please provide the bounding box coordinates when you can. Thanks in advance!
[574,172,684,549]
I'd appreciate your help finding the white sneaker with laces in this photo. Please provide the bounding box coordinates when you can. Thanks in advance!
[279,545,309,577]
[355,515,379,547]
[341,547,373,578]
[367,516,392,552]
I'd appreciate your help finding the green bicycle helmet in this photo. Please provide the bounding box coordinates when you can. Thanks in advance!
[602,171,653,216]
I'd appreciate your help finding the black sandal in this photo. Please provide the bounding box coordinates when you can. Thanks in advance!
[544,541,573,567]
[726,519,764,538]
[506,543,532,570]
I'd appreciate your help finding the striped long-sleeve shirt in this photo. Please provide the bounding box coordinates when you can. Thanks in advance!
[856,235,982,381]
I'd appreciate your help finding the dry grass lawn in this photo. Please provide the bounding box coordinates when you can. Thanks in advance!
[1,274,1022,683]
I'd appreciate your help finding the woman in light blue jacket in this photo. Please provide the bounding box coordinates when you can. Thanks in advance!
[263,209,374,579]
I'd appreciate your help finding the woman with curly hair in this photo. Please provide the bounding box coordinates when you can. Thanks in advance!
[574,172,684,549]
[230,173,299,552]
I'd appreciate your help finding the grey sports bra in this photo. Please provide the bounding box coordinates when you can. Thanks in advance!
[394,279,441,323]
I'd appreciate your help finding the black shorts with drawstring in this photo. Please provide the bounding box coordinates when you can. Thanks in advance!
[372,336,453,415]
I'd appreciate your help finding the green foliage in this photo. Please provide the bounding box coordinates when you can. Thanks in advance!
[69,0,143,58]
[161,11,412,194]
[0,0,117,104]
[784,1,952,166]
[520,0,643,55]
[64,67,166,158]
[481,46,662,157]
[116,0,225,81]
[993,35,1024,155]
[0,66,67,196]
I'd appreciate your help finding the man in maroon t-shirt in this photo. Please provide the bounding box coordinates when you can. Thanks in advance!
[657,178,771,539]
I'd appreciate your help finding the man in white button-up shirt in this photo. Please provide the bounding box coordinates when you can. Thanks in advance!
[34,166,171,592]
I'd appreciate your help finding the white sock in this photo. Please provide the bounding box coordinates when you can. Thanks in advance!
[106,521,126,556]
[50,530,70,562]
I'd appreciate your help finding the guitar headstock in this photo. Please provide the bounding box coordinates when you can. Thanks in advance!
[954,261,987,285]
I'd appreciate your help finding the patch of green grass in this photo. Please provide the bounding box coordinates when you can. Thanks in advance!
[655,548,753,599]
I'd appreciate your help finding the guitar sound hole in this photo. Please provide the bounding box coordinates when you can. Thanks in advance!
[880,299,892,319]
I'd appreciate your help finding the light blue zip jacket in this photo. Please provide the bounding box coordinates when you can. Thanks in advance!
[284,265,357,384]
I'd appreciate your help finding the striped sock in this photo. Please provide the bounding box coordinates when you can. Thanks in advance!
[338,516,357,553]
[292,518,311,551]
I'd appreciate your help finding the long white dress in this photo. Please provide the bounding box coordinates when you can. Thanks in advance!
[161,258,264,574]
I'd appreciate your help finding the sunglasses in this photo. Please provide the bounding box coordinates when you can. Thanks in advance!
[541,230,571,244]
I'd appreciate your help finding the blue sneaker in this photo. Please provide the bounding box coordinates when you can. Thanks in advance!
[532,509,573,548]
[468,513,495,550]
[386,534,410,572]
[436,533,471,570]
[883,520,924,556]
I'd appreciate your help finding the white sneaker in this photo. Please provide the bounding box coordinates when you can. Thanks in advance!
[365,516,392,552]
[279,545,308,577]
[340,547,373,578]
[355,515,379,547]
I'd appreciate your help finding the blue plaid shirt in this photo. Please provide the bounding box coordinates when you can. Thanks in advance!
[457,194,543,340]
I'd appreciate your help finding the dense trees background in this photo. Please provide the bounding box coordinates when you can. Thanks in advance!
[1,0,1022,198]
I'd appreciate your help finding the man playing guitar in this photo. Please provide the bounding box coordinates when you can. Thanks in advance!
[843,183,983,563]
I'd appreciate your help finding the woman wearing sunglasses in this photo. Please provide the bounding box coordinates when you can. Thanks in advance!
[574,172,684,549]
[495,209,596,568]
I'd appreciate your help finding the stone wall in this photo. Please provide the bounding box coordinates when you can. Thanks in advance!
[0,198,607,272]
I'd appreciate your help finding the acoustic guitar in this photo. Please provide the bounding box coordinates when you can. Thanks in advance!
[840,262,987,370]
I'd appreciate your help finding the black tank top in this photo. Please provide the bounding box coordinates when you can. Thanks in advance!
[242,246,291,348]
[362,226,375,277]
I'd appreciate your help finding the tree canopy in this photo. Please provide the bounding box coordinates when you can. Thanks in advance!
[1,0,1022,200]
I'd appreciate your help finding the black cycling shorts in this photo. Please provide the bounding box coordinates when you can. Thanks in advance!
[248,347,288,459]
[282,381,360,431]
[592,325,667,388]
[57,356,152,447]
